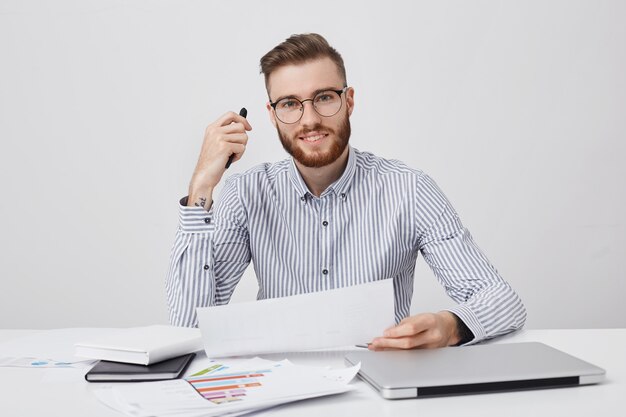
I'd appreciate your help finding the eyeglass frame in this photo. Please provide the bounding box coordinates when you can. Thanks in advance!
[269,86,349,124]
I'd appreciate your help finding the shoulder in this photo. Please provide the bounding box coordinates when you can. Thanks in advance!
[216,159,291,219]
[223,158,291,190]
[353,148,425,181]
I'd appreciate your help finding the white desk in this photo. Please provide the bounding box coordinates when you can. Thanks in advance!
[1,329,624,416]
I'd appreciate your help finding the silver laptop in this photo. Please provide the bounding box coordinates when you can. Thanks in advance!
[344,342,605,399]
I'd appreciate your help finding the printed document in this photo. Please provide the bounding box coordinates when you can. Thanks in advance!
[93,357,360,417]
[197,279,395,357]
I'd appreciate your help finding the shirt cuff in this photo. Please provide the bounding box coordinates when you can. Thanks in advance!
[178,196,215,233]
[444,304,487,346]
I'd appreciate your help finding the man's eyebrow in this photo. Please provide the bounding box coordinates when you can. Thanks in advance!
[272,86,343,103]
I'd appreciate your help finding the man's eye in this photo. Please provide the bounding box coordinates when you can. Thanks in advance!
[316,94,333,102]
[279,100,299,109]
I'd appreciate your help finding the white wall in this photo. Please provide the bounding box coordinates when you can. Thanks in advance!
[1,0,624,329]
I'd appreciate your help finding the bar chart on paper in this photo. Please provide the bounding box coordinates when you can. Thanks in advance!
[186,367,272,404]
[92,358,360,415]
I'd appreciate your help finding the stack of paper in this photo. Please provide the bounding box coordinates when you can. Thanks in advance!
[93,357,360,417]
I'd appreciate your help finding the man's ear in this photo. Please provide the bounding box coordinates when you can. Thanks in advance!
[267,102,277,128]
[346,87,355,116]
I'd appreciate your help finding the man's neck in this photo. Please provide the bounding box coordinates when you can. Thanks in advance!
[294,147,350,197]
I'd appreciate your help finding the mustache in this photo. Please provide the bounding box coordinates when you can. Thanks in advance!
[296,124,335,137]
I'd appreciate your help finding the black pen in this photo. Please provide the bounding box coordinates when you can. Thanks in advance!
[225,107,247,169]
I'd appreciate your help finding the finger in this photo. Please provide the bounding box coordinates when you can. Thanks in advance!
[383,317,410,333]
[221,122,248,134]
[230,151,245,164]
[383,321,424,338]
[220,132,248,144]
[229,144,246,165]
[372,333,440,350]
[369,336,420,350]
[215,111,240,126]
[225,143,246,159]
[384,314,436,338]
[214,140,244,158]
[368,345,396,352]
[216,111,252,130]
[383,323,419,338]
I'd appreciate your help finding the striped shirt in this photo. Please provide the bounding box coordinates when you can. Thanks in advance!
[166,147,526,344]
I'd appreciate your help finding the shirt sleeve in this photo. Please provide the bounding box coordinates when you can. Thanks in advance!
[165,176,251,327]
[415,174,527,344]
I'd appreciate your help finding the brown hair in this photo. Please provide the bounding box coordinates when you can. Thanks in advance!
[259,33,347,95]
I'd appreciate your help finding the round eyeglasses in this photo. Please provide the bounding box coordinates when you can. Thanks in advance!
[270,87,348,124]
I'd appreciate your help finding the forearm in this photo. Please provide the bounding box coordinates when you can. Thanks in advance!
[415,176,526,343]
[445,281,527,344]
[166,200,217,327]
[188,187,214,211]
[169,110,251,325]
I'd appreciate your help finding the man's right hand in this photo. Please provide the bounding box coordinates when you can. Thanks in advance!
[187,111,252,209]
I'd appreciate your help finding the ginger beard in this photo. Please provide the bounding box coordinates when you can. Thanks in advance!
[276,114,351,168]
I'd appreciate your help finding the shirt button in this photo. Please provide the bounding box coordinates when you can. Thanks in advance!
[322,269,329,275]
[203,264,210,270]
[204,218,211,224]
[322,220,328,227]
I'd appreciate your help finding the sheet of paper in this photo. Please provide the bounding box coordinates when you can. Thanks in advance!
[0,356,95,368]
[41,367,91,383]
[0,328,120,367]
[92,357,360,417]
[197,279,395,357]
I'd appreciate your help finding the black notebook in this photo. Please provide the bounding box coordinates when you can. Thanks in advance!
[85,352,195,382]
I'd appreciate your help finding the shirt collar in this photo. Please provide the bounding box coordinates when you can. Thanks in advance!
[288,146,357,201]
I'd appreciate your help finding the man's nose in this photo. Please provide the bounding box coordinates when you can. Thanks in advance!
[299,100,322,127]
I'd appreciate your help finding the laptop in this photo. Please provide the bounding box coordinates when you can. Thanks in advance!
[344,342,605,399]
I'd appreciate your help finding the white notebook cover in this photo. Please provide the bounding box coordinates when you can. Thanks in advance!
[75,325,202,365]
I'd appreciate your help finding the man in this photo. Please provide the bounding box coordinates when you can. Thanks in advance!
[166,33,526,350]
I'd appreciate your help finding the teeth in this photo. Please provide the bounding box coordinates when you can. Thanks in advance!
[302,134,326,142]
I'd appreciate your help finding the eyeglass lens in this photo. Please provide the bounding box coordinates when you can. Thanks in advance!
[275,90,343,123]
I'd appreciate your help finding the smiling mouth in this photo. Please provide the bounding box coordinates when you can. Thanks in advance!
[300,133,329,142]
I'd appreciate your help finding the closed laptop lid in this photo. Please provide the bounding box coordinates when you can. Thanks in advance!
[344,342,605,399]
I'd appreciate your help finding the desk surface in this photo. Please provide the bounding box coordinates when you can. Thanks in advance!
[1,328,624,417]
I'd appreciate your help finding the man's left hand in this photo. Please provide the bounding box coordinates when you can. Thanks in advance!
[368,311,461,350]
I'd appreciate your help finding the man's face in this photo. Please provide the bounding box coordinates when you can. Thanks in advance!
[266,57,354,168]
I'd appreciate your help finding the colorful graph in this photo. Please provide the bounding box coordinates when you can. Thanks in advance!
[189,363,229,377]
[186,368,272,405]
